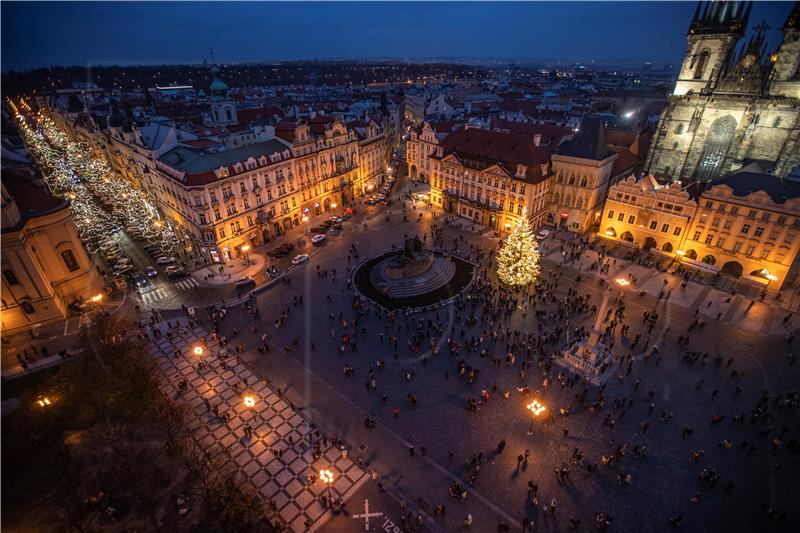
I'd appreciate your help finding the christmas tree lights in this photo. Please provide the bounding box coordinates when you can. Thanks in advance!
[496,210,541,287]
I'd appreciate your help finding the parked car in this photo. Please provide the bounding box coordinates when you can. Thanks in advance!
[167,270,187,280]
[292,253,310,265]
[536,229,550,241]
[145,266,158,277]
[311,234,327,245]
[234,277,255,288]
[155,256,176,265]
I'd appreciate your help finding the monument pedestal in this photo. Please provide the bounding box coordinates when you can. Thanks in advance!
[556,291,617,385]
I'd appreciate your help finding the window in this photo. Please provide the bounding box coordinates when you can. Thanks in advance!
[784,234,795,245]
[580,178,587,188]
[769,231,778,241]
[694,50,710,79]
[3,269,19,285]
[754,227,764,238]
[774,117,783,128]
[61,250,80,272]
[778,216,787,225]
[628,215,636,224]
[705,201,713,208]
[661,223,670,233]
[723,220,733,230]
[20,301,34,314]
[741,223,751,235]
[693,230,702,241]
[711,217,720,228]
[618,212,625,222]
[219,226,226,238]
[715,237,725,248]
[674,123,684,135]
[762,212,771,222]
[650,220,658,230]
[705,234,713,244]
[732,241,742,252]
[746,245,756,256]
[247,216,254,227]
[730,207,739,216]
[517,205,524,215]
[673,226,682,236]
[509,201,515,213]
[608,210,614,219]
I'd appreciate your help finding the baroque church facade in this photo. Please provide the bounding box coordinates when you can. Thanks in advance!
[646,1,800,182]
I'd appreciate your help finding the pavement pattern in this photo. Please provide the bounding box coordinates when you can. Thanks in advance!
[146,320,369,532]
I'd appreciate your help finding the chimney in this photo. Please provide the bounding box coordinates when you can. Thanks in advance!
[533,133,542,146]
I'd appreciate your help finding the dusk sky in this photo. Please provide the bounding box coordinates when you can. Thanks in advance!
[1,1,793,71]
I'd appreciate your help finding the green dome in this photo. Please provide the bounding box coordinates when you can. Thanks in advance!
[209,65,228,98]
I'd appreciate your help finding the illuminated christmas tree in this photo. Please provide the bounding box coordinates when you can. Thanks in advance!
[496,210,540,286]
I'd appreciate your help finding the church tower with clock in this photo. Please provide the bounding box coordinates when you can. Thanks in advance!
[645,1,800,181]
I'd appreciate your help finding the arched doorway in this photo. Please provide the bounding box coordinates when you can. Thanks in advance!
[643,237,657,251]
[282,218,293,231]
[410,165,417,180]
[696,115,737,180]
[684,249,698,260]
[324,197,331,211]
[701,254,716,265]
[720,261,743,278]
[620,231,634,242]
[662,242,673,253]
[604,227,617,237]
[262,228,272,243]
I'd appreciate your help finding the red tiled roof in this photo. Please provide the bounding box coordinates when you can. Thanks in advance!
[441,128,551,183]
[609,146,641,177]
[5,180,66,217]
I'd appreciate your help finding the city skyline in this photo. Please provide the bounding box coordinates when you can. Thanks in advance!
[1,1,793,71]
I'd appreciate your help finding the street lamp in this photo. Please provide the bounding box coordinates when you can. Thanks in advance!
[193,345,204,356]
[36,396,53,408]
[241,244,251,265]
[526,399,546,434]
[319,468,335,500]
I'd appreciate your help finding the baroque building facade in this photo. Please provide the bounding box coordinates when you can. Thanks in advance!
[1,172,103,331]
[428,127,553,232]
[646,1,800,182]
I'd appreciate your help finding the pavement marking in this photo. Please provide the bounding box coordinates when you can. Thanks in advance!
[139,287,168,304]
[174,277,199,291]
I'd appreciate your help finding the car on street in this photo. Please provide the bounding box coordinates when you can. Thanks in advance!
[234,277,256,288]
[132,273,148,288]
[292,253,310,265]
[145,266,158,277]
[113,264,134,275]
[155,256,176,265]
[311,234,326,244]
[536,229,550,241]
[167,270,187,280]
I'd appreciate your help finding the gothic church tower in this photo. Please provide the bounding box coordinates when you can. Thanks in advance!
[646,1,800,182]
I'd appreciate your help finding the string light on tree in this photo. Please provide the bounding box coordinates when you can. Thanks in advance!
[496,209,541,287]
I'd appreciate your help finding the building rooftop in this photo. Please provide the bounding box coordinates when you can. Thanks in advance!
[711,171,800,205]
[556,117,612,160]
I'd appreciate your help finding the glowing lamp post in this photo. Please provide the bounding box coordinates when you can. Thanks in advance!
[319,468,335,499]
[36,396,53,408]
[193,345,204,356]
[526,399,546,435]
[241,244,251,265]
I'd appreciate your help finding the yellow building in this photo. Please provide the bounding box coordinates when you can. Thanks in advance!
[598,170,800,291]
[1,174,103,332]
[599,174,697,258]
[149,117,360,263]
[429,127,553,232]
[685,170,800,290]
